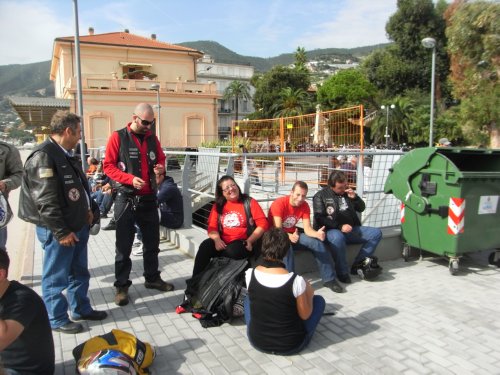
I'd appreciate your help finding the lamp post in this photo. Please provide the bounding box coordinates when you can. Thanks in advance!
[150,83,161,140]
[422,37,436,147]
[381,104,395,147]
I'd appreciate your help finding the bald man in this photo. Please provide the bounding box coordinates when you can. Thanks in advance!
[104,103,174,307]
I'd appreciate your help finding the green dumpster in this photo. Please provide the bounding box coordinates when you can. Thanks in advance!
[384,147,500,274]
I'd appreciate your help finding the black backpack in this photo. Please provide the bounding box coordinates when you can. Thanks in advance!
[176,257,248,328]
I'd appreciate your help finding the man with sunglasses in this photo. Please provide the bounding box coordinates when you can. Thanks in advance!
[104,103,174,307]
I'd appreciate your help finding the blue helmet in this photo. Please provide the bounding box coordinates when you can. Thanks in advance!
[77,349,139,374]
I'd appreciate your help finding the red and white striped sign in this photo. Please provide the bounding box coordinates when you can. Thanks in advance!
[448,197,465,235]
[400,203,405,224]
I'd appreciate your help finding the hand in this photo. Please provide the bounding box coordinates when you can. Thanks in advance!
[316,226,326,241]
[341,224,353,233]
[87,210,94,225]
[154,164,165,176]
[244,239,253,252]
[214,237,227,251]
[289,229,300,244]
[0,181,6,193]
[132,177,146,190]
[59,232,79,247]
[346,188,356,199]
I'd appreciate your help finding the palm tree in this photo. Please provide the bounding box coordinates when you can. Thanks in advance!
[270,87,310,118]
[223,81,252,123]
[371,97,414,145]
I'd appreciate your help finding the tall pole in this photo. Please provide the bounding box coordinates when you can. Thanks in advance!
[422,37,437,147]
[385,107,390,147]
[151,83,161,141]
[72,0,86,171]
[429,47,436,147]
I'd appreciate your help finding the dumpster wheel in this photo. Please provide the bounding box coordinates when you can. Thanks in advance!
[488,250,500,268]
[449,258,460,275]
[402,244,411,262]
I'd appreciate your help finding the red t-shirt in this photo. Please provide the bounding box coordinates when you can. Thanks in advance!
[207,198,269,243]
[268,195,310,233]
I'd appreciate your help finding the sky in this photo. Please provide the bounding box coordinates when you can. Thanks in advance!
[0,0,398,66]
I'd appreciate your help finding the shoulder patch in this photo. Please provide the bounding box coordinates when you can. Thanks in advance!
[39,168,54,178]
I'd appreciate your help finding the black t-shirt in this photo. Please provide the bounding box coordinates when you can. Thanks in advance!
[0,281,55,374]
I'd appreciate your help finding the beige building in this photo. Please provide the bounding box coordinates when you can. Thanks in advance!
[50,29,219,148]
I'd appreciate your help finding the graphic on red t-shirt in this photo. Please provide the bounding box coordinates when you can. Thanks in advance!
[282,216,298,229]
[222,211,245,228]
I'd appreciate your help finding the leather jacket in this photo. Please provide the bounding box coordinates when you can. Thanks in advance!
[312,186,365,231]
[0,141,23,197]
[18,138,97,240]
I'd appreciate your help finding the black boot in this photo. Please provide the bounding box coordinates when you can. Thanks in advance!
[103,218,116,230]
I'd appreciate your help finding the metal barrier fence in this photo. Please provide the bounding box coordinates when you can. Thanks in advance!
[162,149,404,231]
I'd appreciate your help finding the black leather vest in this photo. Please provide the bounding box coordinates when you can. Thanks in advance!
[115,128,158,194]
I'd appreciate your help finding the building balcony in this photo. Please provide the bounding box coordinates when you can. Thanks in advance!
[64,76,218,96]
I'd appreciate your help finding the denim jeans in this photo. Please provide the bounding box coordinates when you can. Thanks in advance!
[0,226,6,251]
[326,226,382,275]
[244,294,325,355]
[36,225,92,328]
[283,233,336,283]
[114,194,160,287]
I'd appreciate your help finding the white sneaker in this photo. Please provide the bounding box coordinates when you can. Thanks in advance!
[132,245,143,256]
[132,236,142,247]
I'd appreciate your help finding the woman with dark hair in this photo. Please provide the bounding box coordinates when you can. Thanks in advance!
[244,228,325,355]
[191,175,268,277]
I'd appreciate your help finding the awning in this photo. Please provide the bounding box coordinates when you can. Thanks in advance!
[119,61,153,67]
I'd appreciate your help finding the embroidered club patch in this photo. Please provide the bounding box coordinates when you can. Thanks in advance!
[326,206,335,215]
[39,168,54,178]
[68,188,80,201]
[149,151,156,160]
[118,161,126,171]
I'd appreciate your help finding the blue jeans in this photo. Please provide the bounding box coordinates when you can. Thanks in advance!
[36,225,93,328]
[326,226,382,275]
[283,233,336,283]
[0,226,6,251]
[244,294,325,355]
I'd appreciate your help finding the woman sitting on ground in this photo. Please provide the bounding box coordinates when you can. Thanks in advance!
[244,228,325,355]
[191,175,268,277]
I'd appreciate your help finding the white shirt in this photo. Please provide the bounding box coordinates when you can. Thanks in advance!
[245,268,306,298]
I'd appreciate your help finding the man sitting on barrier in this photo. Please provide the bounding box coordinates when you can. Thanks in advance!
[268,181,346,293]
[313,171,382,281]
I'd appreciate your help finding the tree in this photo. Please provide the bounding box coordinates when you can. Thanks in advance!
[251,65,311,119]
[294,47,308,72]
[446,0,500,147]
[270,87,310,118]
[223,81,252,123]
[363,0,449,97]
[317,69,377,110]
[370,97,415,145]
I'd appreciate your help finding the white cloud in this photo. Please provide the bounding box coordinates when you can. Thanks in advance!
[0,1,72,65]
[294,0,396,49]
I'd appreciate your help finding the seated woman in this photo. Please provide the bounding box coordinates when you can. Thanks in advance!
[191,175,268,277]
[244,228,325,355]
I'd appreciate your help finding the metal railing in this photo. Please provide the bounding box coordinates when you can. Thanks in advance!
[161,149,405,230]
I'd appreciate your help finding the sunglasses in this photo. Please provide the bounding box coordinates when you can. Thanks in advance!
[134,114,155,127]
[222,183,238,193]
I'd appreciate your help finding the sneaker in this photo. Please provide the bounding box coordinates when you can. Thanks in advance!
[115,286,129,306]
[132,245,143,256]
[337,274,352,284]
[145,278,175,292]
[132,234,142,247]
[53,321,83,334]
[324,279,346,293]
[103,219,116,230]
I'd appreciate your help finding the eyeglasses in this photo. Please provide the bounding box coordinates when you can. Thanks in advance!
[134,114,155,127]
[222,184,237,193]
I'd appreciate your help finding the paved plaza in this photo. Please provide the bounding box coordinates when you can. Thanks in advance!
[20,216,500,375]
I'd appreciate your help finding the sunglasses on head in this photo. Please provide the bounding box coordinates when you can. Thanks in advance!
[134,114,155,127]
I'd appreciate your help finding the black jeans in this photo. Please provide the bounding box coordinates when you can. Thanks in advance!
[114,193,161,287]
[192,238,254,277]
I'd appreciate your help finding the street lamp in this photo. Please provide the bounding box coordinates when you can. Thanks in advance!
[422,37,436,147]
[381,104,395,147]
[150,83,161,140]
